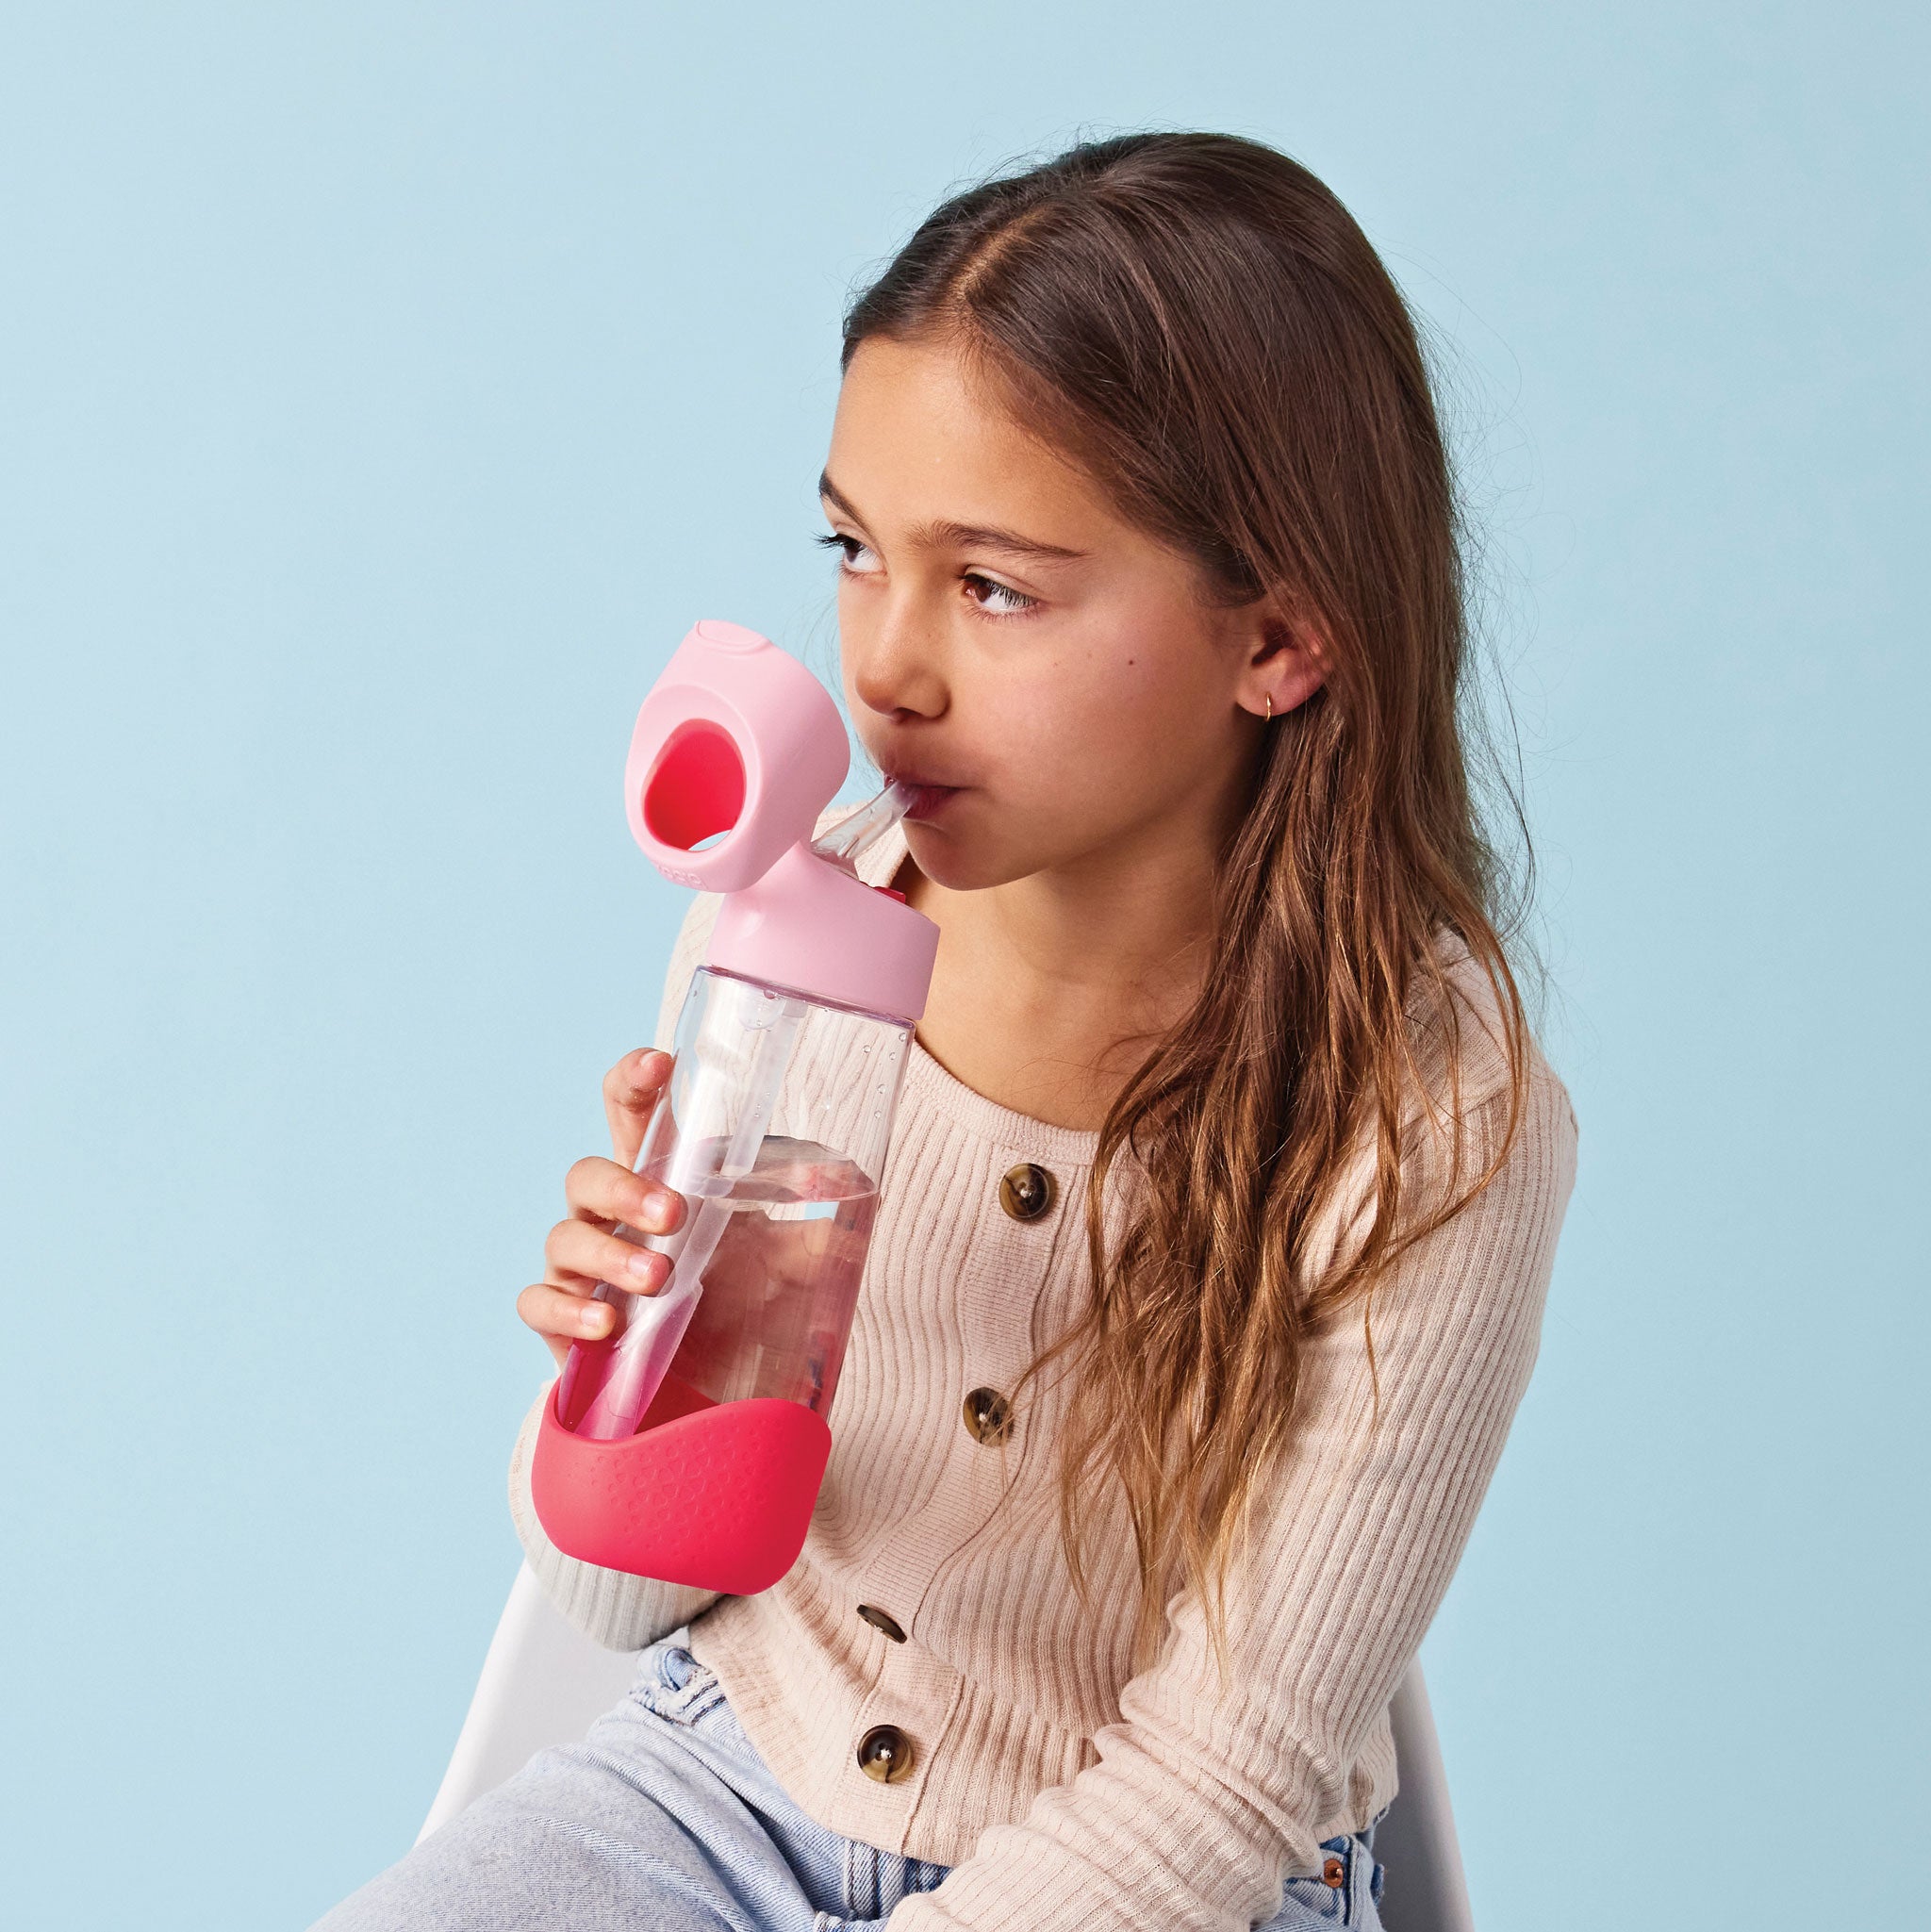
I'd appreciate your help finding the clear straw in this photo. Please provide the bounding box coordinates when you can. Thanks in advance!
[571,991,810,1440]
[810,779,916,874]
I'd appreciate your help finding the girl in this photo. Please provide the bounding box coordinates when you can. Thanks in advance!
[320,131,1576,1931]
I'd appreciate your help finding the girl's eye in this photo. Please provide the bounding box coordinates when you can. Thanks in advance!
[962,572,1037,618]
[817,532,882,575]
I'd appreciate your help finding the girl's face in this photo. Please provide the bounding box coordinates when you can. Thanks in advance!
[824,336,1296,892]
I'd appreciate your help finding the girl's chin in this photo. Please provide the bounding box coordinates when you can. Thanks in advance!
[899,812,1033,894]
[899,812,970,874]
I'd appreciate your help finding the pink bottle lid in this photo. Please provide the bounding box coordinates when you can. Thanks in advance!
[624,622,938,1023]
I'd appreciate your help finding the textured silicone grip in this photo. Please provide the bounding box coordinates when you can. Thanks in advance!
[530,1375,833,1595]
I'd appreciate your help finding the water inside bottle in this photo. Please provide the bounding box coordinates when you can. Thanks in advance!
[566,1132,879,1429]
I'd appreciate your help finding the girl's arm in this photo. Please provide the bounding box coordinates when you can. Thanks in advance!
[887,1059,1578,1932]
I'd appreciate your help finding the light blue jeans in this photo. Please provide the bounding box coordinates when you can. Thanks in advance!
[314,1627,1385,1930]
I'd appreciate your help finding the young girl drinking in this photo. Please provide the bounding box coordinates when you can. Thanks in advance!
[320,130,1576,1931]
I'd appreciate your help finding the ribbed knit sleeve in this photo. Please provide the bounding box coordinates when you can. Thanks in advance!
[504,887,728,1651]
[884,1063,1577,1932]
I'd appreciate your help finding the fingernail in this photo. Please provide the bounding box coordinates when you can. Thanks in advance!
[638,1191,676,1232]
[624,1247,659,1282]
[582,1302,613,1334]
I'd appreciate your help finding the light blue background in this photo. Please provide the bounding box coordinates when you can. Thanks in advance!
[2,5,1924,1926]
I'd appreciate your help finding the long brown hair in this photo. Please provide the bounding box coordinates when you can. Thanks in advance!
[844,133,1534,1671]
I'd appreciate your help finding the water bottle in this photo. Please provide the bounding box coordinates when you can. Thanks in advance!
[529,619,939,1595]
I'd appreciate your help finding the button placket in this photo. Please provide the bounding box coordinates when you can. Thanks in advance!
[958,1155,1062,1457]
[836,1138,1084,1814]
[823,1029,1109,1823]
[839,1622,963,1822]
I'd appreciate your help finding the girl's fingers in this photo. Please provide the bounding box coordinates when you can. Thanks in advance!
[603,1048,672,1167]
[518,1280,618,1367]
[519,1049,674,1370]
[565,1153,686,1236]
[545,1216,674,1297]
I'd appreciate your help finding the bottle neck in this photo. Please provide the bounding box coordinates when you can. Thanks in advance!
[704,841,938,1026]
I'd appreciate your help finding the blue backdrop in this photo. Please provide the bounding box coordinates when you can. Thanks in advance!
[2,6,1923,1926]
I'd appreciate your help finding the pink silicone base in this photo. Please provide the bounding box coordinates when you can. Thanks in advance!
[530,1375,832,1595]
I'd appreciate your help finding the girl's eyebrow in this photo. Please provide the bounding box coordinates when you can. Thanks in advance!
[818,471,1088,564]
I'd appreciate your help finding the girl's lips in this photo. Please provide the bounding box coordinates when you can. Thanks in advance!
[900,783,962,821]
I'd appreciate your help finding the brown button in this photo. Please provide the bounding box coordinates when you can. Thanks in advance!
[856,1724,915,1783]
[999,1162,1056,1221]
[1321,1856,1345,1890]
[962,1386,1013,1446]
[856,1603,906,1643]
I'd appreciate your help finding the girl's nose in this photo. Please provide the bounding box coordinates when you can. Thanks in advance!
[850,604,948,723]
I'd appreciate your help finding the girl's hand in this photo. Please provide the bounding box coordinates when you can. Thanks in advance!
[517,1048,688,1370]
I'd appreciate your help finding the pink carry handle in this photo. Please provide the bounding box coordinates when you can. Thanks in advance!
[625,619,850,896]
[625,619,937,1023]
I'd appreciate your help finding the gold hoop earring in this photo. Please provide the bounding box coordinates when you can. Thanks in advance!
[1263,692,1274,723]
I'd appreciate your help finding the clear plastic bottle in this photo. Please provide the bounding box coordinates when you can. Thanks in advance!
[531,619,939,1594]
[556,965,910,1439]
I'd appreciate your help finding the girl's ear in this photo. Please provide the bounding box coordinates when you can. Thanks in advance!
[1238,606,1329,720]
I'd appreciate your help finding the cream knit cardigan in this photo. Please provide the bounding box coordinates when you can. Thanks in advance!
[508,810,1577,1930]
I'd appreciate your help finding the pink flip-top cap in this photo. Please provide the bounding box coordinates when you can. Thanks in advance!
[624,622,939,1024]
